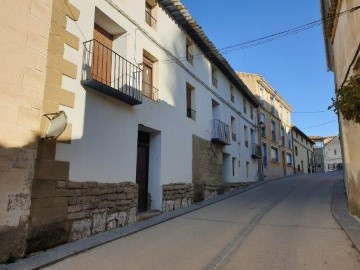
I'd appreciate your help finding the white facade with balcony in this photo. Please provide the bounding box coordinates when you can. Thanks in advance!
[56,0,260,212]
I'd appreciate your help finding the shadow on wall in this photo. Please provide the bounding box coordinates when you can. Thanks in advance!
[0,139,38,263]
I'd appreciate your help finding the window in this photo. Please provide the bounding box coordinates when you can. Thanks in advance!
[231,116,236,141]
[271,120,276,141]
[211,67,218,88]
[262,143,268,167]
[250,106,254,120]
[145,1,156,28]
[295,146,298,156]
[259,85,265,105]
[143,56,154,98]
[301,137,303,142]
[287,111,291,125]
[281,126,285,146]
[244,125,249,147]
[271,146,279,162]
[186,38,194,65]
[288,131,292,149]
[232,157,236,176]
[296,132,298,139]
[230,85,235,103]
[243,98,247,114]
[142,52,158,101]
[334,149,337,155]
[270,95,275,114]
[279,105,283,120]
[186,83,195,120]
[286,153,292,166]
[260,113,266,137]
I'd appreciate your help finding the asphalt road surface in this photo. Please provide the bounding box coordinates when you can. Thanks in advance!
[45,172,360,270]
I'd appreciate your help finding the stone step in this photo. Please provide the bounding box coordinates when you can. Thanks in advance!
[136,210,162,222]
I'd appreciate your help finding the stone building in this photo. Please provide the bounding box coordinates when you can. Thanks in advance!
[292,126,315,174]
[310,136,326,173]
[237,73,294,180]
[0,0,260,262]
[320,0,360,218]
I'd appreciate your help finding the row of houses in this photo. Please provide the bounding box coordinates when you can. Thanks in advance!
[0,0,315,262]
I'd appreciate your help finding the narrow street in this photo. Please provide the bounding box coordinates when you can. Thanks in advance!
[43,172,360,270]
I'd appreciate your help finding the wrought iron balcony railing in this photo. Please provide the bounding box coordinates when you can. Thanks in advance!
[142,81,159,102]
[212,77,218,88]
[271,130,276,141]
[251,143,261,159]
[81,39,142,105]
[232,133,237,142]
[186,51,194,64]
[145,10,157,29]
[211,119,230,145]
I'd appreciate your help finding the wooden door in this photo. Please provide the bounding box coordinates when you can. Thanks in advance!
[93,24,113,85]
[136,132,150,212]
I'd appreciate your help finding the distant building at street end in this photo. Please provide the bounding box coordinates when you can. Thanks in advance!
[310,136,326,173]
[320,0,360,218]
[291,126,315,174]
[311,136,343,173]
[237,72,294,180]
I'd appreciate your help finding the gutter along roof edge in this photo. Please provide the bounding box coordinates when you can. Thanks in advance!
[157,0,260,107]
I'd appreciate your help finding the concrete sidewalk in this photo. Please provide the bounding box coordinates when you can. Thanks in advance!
[0,179,271,270]
[331,179,360,253]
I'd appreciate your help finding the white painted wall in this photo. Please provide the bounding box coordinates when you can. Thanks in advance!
[323,137,343,172]
[56,0,259,210]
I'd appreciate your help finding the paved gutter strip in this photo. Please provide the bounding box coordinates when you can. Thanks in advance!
[1,178,288,270]
[331,179,360,253]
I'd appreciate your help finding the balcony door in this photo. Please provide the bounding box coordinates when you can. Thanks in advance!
[142,57,153,98]
[93,24,113,86]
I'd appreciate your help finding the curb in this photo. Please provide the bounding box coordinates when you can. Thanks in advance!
[1,177,288,270]
[331,179,360,253]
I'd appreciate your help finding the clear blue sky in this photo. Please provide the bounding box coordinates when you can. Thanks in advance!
[180,0,339,137]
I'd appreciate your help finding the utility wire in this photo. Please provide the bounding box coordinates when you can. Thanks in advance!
[159,5,360,64]
[292,110,330,114]
[301,120,337,129]
[63,0,87,40]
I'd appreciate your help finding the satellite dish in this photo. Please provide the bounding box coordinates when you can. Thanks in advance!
[42,111,68,140]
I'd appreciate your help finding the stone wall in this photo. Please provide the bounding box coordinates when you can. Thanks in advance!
[26,180,137,254]
[162,183,194,213]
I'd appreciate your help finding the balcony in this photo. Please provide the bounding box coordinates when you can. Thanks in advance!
[187,107,196,120]
[251,143,261,159]
[271,131,276,141]
[232,133,236,142]
[142,81,159,102]
[281,136,285,146]
[145,10,157,29]
[81,39,142,106]
[186,51,194,65]
[211,119,230,145]
[212,77,218,88]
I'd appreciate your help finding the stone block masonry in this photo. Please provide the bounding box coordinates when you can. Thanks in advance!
[26,180,137,254]
[162,183,194,213]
